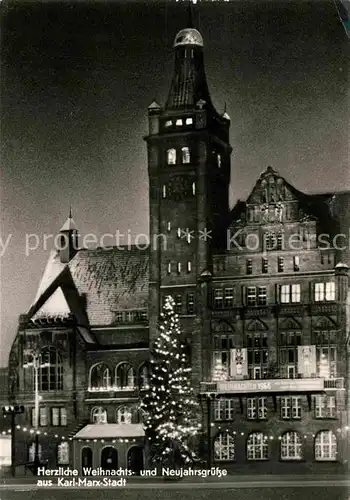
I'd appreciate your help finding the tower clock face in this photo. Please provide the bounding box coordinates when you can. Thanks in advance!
[167,176,192,200]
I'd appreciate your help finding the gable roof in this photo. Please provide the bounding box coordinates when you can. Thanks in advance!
[29,246,149,329]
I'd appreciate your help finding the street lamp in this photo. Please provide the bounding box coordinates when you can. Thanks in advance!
[2,405,25,477]
[23,351,49,472]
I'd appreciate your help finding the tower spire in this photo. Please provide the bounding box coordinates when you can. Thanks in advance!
[188,0,194,29]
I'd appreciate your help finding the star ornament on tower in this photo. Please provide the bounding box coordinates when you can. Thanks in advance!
[199,228,212,241]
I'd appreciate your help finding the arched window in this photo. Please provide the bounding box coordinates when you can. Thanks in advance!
[167,149,176,165]
[280,431,302,460]
[181,147,190,164]
[116,406,132,424]
[28,442,42,462]
[315,430,337,461]
[89,363,111,391]
[40,347,63,391]
[213,433,235,461]
[247,432,268,460]
[139,364,149,389]
[91,406,107,424]
[57,441,69,465]
[115,363,135,390]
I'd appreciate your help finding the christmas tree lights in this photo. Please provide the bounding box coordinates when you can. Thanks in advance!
[140,296,201,467]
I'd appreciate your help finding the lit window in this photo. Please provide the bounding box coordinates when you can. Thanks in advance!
[116,406,132,424]
[175,295,182,314]
[246,259,252,275]
[185,117,193,125]
[217,154,221,168]
[89,363,111,391]
[187,261,192,273]
[214,433,235,461]
[177,262,181,274]
[246,287,257,306]
[176,119,183,126]
[262,258,268,274]
[213,399,234,421]
[214,289,223,309]
[280,284,301,303]
[163,185,166,198]
[177,228,181,238]
[28,442,42,462]
[52,408,67,427]
[224,288,233,308]
[258,286,267,305]
[315,282,335,302]
[187,293,195,314]
[167,149,176,165]
[247,432,268,460]
[39,348,63,391]
[192,182,196,195]
[139,364,149,389]
[57,441,69,465]
[165,120,172,127]
[247,398,267,420]
[293,256,300,271]
[115,363,135,390]
[314,395,336,418]
[182,147,190,164]
[91,407,107,424]
[280,432,302,460]
[315,431,337,461]
[167,221,171,232]
[278,257,284,272]
[212,351,229,380]
[280,396,301,419]
[167,262,171,274]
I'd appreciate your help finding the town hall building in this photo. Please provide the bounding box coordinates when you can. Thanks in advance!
[4,15,350,475]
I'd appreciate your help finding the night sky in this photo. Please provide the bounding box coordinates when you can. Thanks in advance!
[0,0,349,366]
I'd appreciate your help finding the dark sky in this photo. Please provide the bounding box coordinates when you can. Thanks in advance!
[0,0,349,366]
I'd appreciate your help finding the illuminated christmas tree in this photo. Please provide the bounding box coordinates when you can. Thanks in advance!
[140,295,201,467]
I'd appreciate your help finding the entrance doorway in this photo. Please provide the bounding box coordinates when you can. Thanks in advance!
[127,446,144,474]
[81,447,92,475]
[101,446,118,470]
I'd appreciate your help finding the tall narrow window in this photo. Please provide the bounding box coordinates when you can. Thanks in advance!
[167,149,176,165]
[217,154,221,168]
[175,295,182,314]
[182,147,190,164]
[177,228,181,238]
[246,259,253,275]
[162,185,167,198]
[258,286,267,305]
[57,442,69,465]
[192,182,196,195]
[315,282,335,302]
[187,293,195,314]
[262,258,268,274]
[224,288,234,308]
[167,262,171,274]
[177,262,181,274]
[187,261,192,273]
[214,289,223,309]
[278,257,284,272]
[277,231,283,250]
[315,431,337,461]
[40,348,63,391]
[293,256,300,271]
[167,221,171,232]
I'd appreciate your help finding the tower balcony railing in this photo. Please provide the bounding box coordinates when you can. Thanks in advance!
[199,377,344,394]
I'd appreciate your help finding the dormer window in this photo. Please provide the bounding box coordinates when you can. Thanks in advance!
[186,117,193,125]
[182,147,190,164]
[165,120,172,127]
[217,154,221,168]
[167,149,176,165]
[176,119,183,126]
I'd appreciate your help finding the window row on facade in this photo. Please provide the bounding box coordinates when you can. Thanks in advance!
[89,362,148,392]
[246,255,300,274]
[212,281,335,309]
[213,430,337,462]
[28,441,69,465]
[231,228,325,252]
[30,406,67,427]
[167,261,193,275]
[113,310,148,324]
[90,405,139,425]
[212,395,337,421]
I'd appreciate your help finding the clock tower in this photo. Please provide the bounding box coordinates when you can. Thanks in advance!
[144,18,232,385]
